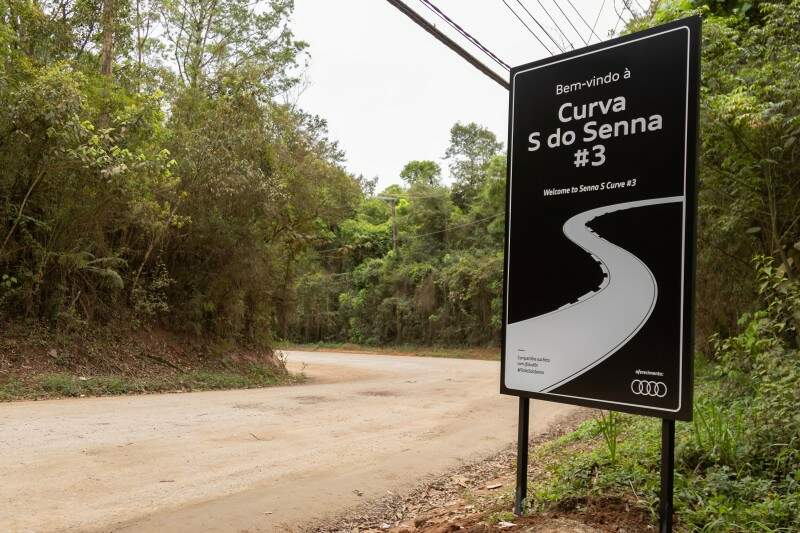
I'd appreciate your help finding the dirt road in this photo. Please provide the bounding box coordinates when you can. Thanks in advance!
[0,351,576,532]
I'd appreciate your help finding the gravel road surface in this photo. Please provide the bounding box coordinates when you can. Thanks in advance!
[0,351,576,532]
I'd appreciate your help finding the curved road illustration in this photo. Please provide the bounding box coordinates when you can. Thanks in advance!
[505,196,684,393]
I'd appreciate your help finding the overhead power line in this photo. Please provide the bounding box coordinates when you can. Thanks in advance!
[550,0,589,46]
[564,0,601,42]
[611,0,629,34]
[499,0,554,55]
[528,0,574,50]
[418,0,510,70]
[590,0,607,42]
[621,0,637,18]
[385,0,510,89]
[512,0,565,53]
[410,213,502,239]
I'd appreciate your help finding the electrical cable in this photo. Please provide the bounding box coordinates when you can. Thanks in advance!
[512,0,565,52]
[563,0,601,42]
[387,192,451,199]
[527,0,575,49]
[611,0,628,34]
[384,0,510,89]
[550,0,589,46]
[621,0,637,18]
[417,0,510,70]
[590,0,607,42]
[498,0,554,55]
[410,213,502,239]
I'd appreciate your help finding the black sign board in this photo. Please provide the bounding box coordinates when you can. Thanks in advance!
[501,17,700,421]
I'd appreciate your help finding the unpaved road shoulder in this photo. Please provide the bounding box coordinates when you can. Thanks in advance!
[0,351,577,532]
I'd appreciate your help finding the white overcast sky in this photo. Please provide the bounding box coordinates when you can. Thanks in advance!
[291,1,642,190]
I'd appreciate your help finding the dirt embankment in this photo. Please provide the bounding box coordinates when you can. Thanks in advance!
[0,321,292,400]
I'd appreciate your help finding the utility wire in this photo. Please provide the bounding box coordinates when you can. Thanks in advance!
[550,0,588,46]
[590,0,607,42]
[512,0,565,53]
[384,0,510,89]
[410,213,502,239]
[418,0,510,70]
[528,0,574,49]
[563,0,601,42]
[621,0,637,18]
[499,0,554,55]
[611,0,628,34]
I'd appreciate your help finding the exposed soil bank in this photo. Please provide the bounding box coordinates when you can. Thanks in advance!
[0,321,296,400]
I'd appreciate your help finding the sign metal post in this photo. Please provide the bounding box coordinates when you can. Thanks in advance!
[660,419,676,532]
[514,397,530,515]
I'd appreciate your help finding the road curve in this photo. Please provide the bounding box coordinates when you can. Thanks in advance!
[505,196,684,393]
[0,351,576,533]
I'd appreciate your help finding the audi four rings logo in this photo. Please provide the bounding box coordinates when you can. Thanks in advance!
[630,380,667,397]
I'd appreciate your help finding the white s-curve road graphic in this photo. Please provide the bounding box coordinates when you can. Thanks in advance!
[505,196,684,393]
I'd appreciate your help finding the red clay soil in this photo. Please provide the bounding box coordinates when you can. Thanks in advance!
[0,320,283,382]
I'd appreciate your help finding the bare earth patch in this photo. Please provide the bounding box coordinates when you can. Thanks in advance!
[309,408,654,533]
[0,321,299,401]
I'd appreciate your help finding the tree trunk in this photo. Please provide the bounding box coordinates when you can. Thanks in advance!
[100,0,114,77]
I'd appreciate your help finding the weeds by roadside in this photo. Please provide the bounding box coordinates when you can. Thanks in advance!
[527,257,800,532]
[0,364,304,401]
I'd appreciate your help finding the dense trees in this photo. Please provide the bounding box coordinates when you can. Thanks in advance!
[287,122,506,346]
[633,0,800,342]
[0,0,360,345]
[2,0,798,353]
[288,1,800,349]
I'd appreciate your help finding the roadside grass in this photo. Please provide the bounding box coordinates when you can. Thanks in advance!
[485,510,517,525]
[275,341,500,360]
[523,369,800,532]
[0,364,304,401]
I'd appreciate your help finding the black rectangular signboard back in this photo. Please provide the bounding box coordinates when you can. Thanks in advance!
[501,17,701,421]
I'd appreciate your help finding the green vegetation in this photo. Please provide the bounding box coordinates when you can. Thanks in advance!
[0,0,360,347]
[288,122,507,346]
[529,257,800,532]
[638,0,800,345]
[511,2,800,529]
[289,0,800,349]
[1,0,799,523]
[3,0,797,356]
[0,0,798,529]
[0,364,301,401]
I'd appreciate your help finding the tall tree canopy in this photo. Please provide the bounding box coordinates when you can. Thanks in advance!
[445,122,503,209]
[0,0,361,345]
